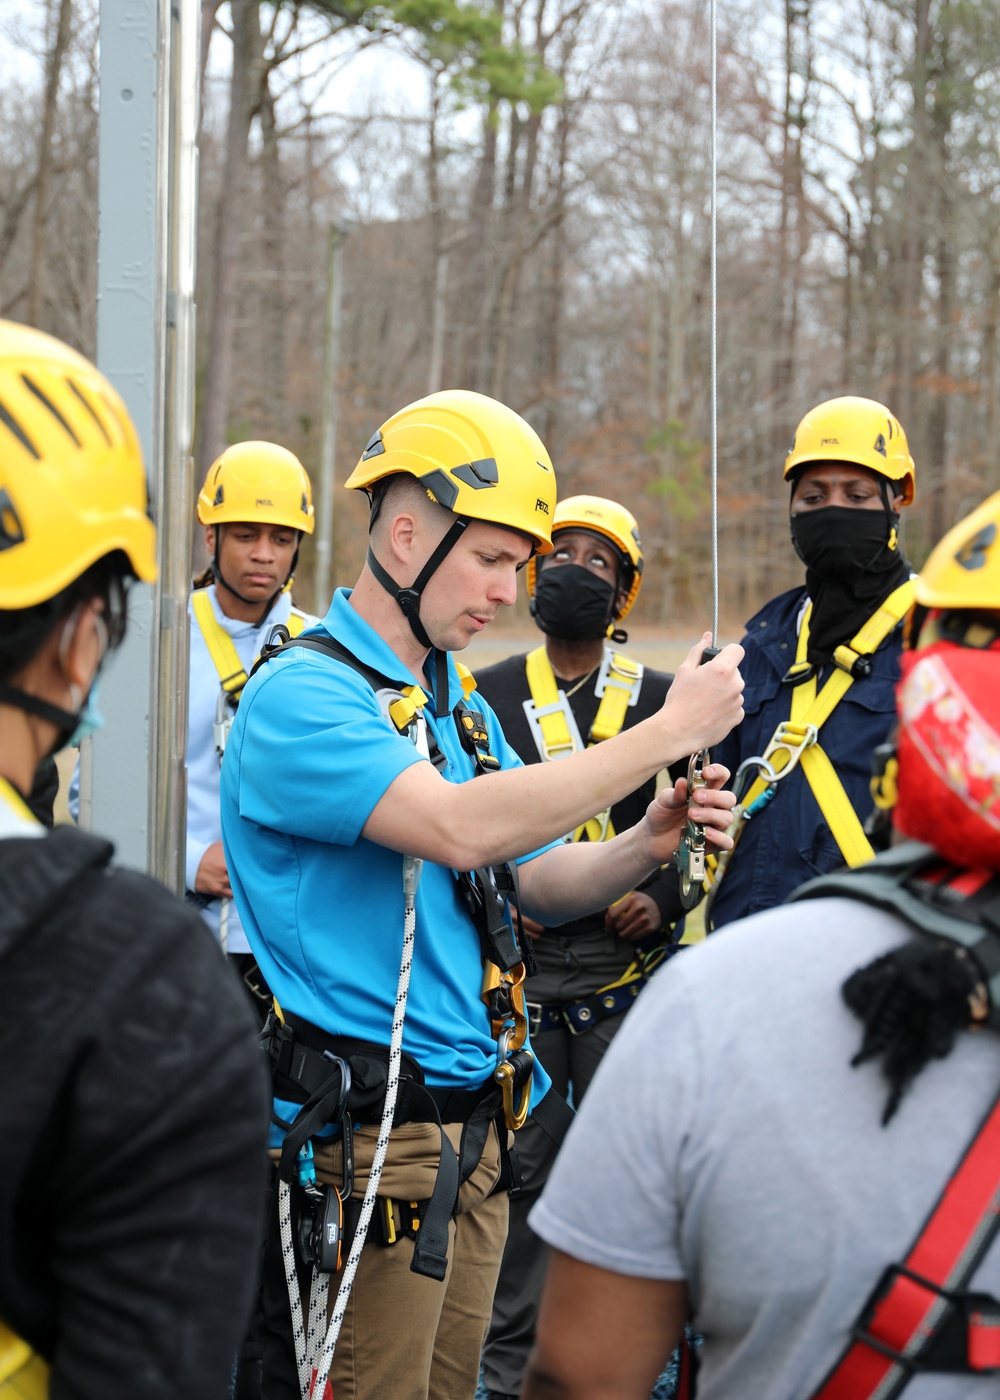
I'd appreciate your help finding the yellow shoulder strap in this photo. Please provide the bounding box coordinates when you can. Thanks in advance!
[524,646,637,843]
[193,592,310,703]
[589,651,643,743]
[740,580,916,869]
[286,610,309,639]
[524,645,579,760]
[0,1324,48,1399]
[191,589,249,703]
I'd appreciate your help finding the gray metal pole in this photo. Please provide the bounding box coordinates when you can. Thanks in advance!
[90,0,198,886]
[316,222,348,610]
[89,0,164,870]
[152,0,199,892]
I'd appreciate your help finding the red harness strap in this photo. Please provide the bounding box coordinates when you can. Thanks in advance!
[812,1087,1000,1399]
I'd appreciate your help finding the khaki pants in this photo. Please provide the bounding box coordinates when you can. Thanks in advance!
[264,1119,508,1400]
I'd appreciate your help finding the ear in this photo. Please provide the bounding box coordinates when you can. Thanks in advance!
[891,491,905,513]
[205,525,217,555]
[59,600,105,694]
[386,509,418,566]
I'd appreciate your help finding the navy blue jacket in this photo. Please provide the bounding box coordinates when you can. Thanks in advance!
[711,586,902,927]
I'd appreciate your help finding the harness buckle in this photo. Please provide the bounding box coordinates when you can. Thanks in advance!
[852,1262,1000,1374]
[761,721,818,779]
[833,644,874,679]
[522,692,585,761]
[594,649,643,705]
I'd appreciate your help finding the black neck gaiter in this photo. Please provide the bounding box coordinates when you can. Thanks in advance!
[790,506,911,667]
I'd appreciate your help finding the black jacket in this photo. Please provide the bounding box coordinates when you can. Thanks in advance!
[0,824,270,1399]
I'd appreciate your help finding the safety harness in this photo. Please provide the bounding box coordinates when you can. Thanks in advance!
[190,589,308,954]
[678,840,1000,1400]
[0,1323,47,1400]
[520,644,676,1034]
[190,587,309,753]
[249,628,572,1378]
[793,844,1000,1398]
[706,581,915,912]
[523,644,643,841]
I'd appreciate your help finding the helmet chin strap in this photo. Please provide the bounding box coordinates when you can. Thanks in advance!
[212,523,301,625]
[366,518,470,719]
[366,518,470,652]
[0,685,80,749]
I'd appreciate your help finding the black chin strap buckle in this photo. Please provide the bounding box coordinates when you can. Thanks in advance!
[396,588,421,619]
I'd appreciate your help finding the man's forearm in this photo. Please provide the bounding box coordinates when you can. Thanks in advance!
[518,826,665,926]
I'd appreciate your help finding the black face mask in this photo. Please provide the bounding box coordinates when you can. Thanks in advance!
[790,506,899,580]
[789,503,911,668]
[532,564,617,641]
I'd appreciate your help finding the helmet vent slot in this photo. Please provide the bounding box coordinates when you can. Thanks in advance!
[20,374,81,447]
[0,490,25,550]
[66,377,112,445]
[452,458,499,489]
[0,399,39,459]
[97,390,127,442]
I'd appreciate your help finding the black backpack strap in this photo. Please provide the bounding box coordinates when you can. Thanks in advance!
[790,843,1000,1032]
[251,629,401,695]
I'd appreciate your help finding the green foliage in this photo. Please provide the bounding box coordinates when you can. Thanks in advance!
[646,419,710,522]
[272,0,561,119]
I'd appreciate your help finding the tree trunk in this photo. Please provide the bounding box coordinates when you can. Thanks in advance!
[27,0,74,330]
[257,51,287,435]
[196,0,258,473]
[893,0,932,434]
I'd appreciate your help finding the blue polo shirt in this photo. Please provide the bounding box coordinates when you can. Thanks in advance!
[220,588,553,1105]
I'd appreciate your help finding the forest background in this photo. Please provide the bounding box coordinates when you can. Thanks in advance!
[3,0,1000,635]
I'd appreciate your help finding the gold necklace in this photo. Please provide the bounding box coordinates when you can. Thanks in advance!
[560,661,600,699]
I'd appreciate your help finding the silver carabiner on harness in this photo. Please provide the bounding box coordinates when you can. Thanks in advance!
[674,750,710,910]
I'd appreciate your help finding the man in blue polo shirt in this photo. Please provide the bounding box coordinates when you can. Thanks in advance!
[220,389,746,1400]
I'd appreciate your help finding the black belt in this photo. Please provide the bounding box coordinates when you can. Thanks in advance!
[265,1009,507,1283]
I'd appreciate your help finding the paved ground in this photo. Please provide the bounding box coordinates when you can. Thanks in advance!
[463,629,699,676]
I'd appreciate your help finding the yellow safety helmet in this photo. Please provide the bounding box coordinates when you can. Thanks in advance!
[346,389,556,554]
[197,441,315,535]
[904,490,1000,651]
[915,491,1000,613]
[784,396,915,507]
[526,494,644,622]
[0,319,156,610]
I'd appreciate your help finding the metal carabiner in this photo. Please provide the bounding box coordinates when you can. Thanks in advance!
[733,754,778,802]
[494,1027,533,1130]
[674,750,710,910]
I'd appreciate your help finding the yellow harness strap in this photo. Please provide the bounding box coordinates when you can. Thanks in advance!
[0,778,41,829]
[589,652,644,743]
[524,645,578,760]
[191,589,308,704]
[524,645,643,844]
[0,1324,48,1399]
[741,580,915,868]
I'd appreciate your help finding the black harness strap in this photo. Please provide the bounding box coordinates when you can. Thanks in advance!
[253,630,538,1280]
